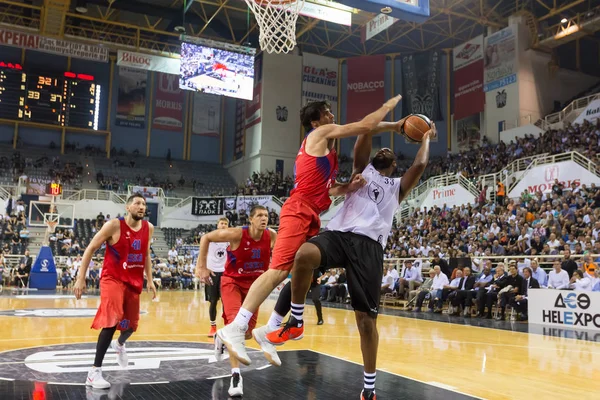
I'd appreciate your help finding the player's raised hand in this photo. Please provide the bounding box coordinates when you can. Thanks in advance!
[348,173,367,192]
[196,266,215,285]
[423,122,437,141]
[392,116,409,134]
[384,95,402,110]
[73,278,86,300]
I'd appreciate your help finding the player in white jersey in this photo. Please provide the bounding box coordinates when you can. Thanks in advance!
[202,217,230,337]
[265,121,436,400]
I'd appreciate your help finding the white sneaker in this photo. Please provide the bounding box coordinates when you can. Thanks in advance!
[110,340,128,368]
[86,367,111,389]
[214,335,226,362]
[252,325,281,367]
[217,323,251,366]
[228,373,243,397]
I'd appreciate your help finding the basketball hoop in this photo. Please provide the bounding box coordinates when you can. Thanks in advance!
[244,0,305,54]
[46,220,58,234]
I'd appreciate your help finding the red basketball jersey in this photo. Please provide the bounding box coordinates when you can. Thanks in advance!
[101,218,149,294]
[224,227,271,282]
[290,135,339,214]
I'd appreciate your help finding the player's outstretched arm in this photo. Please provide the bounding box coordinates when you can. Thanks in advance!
[195,227,243,284]
[328,174,367,196]
[398,123,436,203]
[311,95,402,142]
[74,219,120,299]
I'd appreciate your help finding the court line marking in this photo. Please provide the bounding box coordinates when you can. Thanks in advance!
[308,349,486,400]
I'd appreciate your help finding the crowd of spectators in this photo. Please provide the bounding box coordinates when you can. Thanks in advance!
[1,151,83,188]
[237,171,293,198]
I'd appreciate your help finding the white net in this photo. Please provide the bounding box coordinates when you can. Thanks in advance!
[244,0,305,54]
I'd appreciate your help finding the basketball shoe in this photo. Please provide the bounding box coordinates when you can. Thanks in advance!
[110,340,128,368]
[214,335,226,362]
[265,316,304,345]
[208,325,217,338]
[252,325,281,366]
[228,373,243,397]
[361,389,376,400]
[216,323,251,365]
[86,367,111,389]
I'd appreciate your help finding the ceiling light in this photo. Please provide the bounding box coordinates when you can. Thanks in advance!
[174,26,186,33]
[75,0,87,13]
[560,18,568,23]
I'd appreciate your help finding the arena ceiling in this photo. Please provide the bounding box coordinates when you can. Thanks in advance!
[0,0,598,58]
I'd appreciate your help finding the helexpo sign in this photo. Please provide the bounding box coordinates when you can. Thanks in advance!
[529,289,600,330]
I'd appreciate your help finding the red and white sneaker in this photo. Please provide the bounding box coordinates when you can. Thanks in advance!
[208,325,217,338]
[265,316,304,345]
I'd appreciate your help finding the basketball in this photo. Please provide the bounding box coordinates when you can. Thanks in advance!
[402,114,432,143]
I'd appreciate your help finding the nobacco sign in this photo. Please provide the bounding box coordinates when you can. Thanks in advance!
[117,50,180,75]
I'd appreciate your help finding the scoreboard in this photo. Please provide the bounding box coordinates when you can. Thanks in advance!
[0,62,101,130]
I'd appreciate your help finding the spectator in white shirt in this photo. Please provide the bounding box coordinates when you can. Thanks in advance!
[548,260,570,289]
[398,261,423,298]
[168,247,178,261]
[530,259,548,287]
[381,267,395,294]
[569,270,593,291]
[547,233,561,253]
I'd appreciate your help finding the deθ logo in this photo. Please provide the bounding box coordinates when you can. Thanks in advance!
[543,293,599,328]
[554,292,590,309]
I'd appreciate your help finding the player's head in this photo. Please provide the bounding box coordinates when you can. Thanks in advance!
[126,193,147,221]
[217,217,229,229]
[372,148,397,176]
[300,101,334,131]
[249,205,269,230]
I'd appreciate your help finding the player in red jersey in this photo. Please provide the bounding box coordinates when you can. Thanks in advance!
[214,95,404,366]
[195,205,276,397]
[74,194,157,389]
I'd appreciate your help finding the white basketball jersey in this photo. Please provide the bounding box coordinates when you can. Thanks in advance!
[207,242,228,273]
[326,164,401,248]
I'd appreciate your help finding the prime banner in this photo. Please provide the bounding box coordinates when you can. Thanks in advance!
[191,197,224,216]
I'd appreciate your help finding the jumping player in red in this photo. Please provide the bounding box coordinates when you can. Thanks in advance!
[195,205,276,397]
[213,95,404,366]
[74,194,157,389]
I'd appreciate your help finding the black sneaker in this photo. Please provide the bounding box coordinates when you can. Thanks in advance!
[361,389,376,400]
[317,319,324,325]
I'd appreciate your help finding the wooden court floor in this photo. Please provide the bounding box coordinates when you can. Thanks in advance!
[0,289,599,399]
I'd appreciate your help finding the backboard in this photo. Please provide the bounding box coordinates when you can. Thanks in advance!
[337,0,430,23]
[28,201,75,229]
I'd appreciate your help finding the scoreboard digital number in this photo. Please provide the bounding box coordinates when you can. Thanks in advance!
[46,182,63,197]
[0,62,101,130]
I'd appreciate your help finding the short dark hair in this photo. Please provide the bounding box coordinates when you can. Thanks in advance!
[127,193,146,205]
[523,267,532,275]
[300,101,330,132]
[249,205,267,217]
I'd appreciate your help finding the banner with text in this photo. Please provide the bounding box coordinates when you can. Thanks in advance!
[26,178,53,195]
[455,114,482,151]
[0,28,108,62]
[302,53,338,116]
[420,183,475,210]
[234,100,245,160]
[453,35,484,120]
[401,50,443,121]
[573,99,600,125]
[246,54,263,129]
[117,50,180,74]
[192,93,221,136]
[529,289,600,331]
[116,67,147,129]
[236,196,273,213]
[484,25,517,92]
[362,14,397,42]
[346,55,385,122]
[191,197,224,216]
[508,160,600,198]
[153,72,184,131]
[131,186,160,199]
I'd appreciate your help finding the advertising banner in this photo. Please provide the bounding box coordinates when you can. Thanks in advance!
[401,50,442,121]
[508,160,600,197]
[0,28,108,62]
[346,55,385,122]
[246,54,263,129]
[26,178,52,195]
[453,35,485,120]
[483,25,517,92]
[153,72,184,131]
[191,197,224,216]
[302,53,338,115]
[116,67,147,128]
[234,100,245,160]
[572,99,600,125]
[235,196,273,213]
[117,50,180,74]
[362,14,397,42]
[192,92,221,136]
[420,184,475,210]
[131,186,160,199]
[529,289,600,331]
[456,114,482,151]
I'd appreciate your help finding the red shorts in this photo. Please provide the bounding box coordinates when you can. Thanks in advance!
[221,275,258,337]
[270,196,321,271]
[91,277,140,332]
